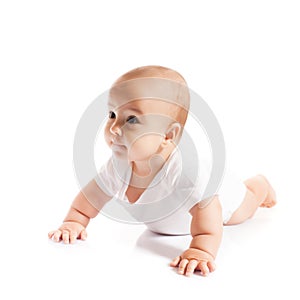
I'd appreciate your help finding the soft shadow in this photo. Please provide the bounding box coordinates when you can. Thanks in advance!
[223,207,276,245]
[135,229,190,259]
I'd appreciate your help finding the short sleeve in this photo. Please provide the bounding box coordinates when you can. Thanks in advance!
[94,157,120,197]
[181,156,214,211]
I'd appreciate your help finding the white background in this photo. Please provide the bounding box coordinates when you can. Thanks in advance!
[1,1,299,299]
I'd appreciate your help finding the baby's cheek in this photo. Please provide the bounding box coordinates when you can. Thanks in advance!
[128,134,163,160]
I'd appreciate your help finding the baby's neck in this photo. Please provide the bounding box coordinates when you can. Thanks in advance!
[131,145,174,187]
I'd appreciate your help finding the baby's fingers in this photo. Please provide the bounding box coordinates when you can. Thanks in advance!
[79,229,87,241]
[48,230,55,239]
[170,256,181,267]
[48,230,62,242]
[62,230,81,244]
[178,259,189,275]
[69,231,78,244]
[65,229,87,243]
[207,261,216,273]
[197,261,210,276]
[185,259,198,277]
[62,230,71,244]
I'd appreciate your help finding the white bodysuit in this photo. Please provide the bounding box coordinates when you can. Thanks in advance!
[94,148,246,235]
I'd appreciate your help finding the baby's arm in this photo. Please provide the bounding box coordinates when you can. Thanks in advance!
[48,180,112,244]
[170,196,223,276]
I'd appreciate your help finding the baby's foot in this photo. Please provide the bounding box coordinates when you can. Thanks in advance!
[258,175,277,208]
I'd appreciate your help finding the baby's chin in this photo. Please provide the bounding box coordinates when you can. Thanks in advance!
[111,144,128,159]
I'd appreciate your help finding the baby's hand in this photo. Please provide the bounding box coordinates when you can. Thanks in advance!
[48,221,87,244]
[170,248,216,277]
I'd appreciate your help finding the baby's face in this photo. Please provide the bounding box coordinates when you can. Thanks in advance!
[104,97,177,162]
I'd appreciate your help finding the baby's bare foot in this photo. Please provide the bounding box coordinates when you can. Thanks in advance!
[258,175,277,208]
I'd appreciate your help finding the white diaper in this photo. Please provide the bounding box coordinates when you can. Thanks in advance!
[218,169,247,224]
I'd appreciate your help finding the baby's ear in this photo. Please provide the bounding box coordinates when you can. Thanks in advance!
[164,122,181,145]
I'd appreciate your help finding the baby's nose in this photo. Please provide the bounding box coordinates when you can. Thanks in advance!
[110,122,122,136]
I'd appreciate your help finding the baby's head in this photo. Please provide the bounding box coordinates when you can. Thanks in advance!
[104,65,190,163]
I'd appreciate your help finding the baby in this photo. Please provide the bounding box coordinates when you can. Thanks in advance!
[48,65,276,277]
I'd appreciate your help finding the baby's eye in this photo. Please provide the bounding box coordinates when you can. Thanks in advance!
[109,111,116,119]
[126,115,139,124]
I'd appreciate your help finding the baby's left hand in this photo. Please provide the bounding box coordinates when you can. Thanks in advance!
[170,248,216,277]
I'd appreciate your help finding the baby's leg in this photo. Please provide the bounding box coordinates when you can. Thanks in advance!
[226,175,276,225]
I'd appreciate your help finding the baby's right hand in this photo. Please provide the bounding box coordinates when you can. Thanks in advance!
[48,221,87,244]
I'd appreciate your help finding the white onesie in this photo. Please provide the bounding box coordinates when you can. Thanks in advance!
[94,148,246,235]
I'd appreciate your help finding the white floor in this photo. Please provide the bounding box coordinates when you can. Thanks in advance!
[1,1,300,299]
[1,181,299,300]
